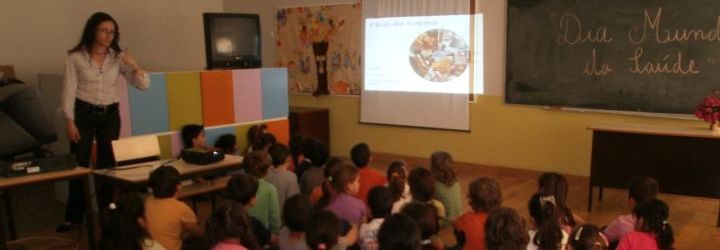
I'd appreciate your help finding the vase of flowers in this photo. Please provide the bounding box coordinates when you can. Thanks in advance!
[694,92,720,131]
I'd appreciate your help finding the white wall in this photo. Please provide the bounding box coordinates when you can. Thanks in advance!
[0,0,224,83]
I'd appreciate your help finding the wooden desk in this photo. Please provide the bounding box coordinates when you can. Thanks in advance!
[289,106,330,147]
[588,124,720,226]
[0,167,95,250]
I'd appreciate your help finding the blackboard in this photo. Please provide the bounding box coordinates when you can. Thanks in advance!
[506,0,720,114]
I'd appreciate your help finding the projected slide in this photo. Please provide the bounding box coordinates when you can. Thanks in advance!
[365,15,471,94]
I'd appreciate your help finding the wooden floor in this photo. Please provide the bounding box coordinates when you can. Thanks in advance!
[371,153,720,250]
[9,153,720,249]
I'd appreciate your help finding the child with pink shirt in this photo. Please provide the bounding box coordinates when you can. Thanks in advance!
[617,199,674,250]
[603,176,658,244]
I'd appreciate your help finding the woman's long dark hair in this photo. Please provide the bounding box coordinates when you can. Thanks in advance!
[69,12,122,56]
[634,199,674,250]
[528,193,564,250]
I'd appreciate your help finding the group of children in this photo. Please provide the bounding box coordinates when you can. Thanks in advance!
[97,124,675,250]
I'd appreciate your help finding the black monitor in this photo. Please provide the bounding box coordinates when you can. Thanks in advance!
[203,13,262,69]
[0,81,57,158]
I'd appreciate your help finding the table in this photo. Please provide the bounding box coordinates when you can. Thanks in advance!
[0,167,95,250]
[588,123,720,226]
[93,155,243,195]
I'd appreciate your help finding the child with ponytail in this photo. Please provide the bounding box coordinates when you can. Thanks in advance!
[317,163,367,225]
[538,172,584,233]
[205,202,261,250]
[527,193,569,250]
[617,199,674,250]
[386,161,412,213]
[569,224,609,250]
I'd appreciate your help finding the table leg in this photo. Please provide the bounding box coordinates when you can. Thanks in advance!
[211,195,217,210]
[83,176,96,250]
[1,193,15,240]
[598,186,604,202]
[0,192,7,250]
[587,183,593,212]
[717,201,720,227]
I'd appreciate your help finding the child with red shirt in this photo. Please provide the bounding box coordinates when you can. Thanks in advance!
[351,143,386,204]
[454,177,502,250]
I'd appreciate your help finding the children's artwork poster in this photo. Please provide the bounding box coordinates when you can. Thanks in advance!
[276,3,362,96]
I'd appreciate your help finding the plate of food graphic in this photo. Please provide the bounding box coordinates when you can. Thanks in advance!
[409,29,470,82]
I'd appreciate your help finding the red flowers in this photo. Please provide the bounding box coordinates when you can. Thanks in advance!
[695,93,720,123]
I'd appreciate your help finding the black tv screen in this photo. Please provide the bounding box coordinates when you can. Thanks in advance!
[0,82,57,158]
[203,13,261,69]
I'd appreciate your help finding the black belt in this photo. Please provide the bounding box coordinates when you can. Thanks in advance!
[75,99,118,115]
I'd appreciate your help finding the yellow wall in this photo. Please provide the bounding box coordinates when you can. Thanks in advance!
[225,0,706,176]
[290,94,703,176]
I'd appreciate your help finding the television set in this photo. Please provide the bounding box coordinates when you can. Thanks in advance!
[0,81,57,158]
[203,13,262,69]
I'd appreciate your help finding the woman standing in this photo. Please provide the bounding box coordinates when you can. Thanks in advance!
[57,12,149,232]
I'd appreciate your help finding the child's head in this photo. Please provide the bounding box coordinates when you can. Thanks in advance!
[628,176,659,206]
[283,194,313,233]
[317,163,360,208]
[252,133,276,153]
[246,124,268,149]
[333,163,360,194]
[634,199,674,250]
[149,166,180,198]
[205,201,260,250]
[305,210,342,250]
[325,156,345,169]
[268,143,291,168]
[351,142,371,168]
[538,172,568,201]
[303,138,330,167]
[378,213,422,250]
[401,201,439,241]
[181,124,205,149]
[386,160,409,202]
[98,192,146,250]
[408,167,436,203]
[225,173,259,206]
[368,186,393,219]
[429,150,457,187]
[243,151,272,178]
[214,133,237,155]
[569,224,609,250]
[528,193,564,250]
[485,207,529,250]
[468,177,502,212]
[537,172,575,226]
